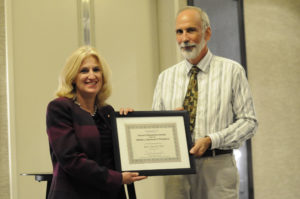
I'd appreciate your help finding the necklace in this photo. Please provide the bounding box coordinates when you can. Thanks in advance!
[74,100,97,117]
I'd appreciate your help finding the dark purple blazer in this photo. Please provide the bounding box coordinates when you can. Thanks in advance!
[46,97,125,199]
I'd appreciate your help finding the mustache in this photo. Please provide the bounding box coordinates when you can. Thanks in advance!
[179,42,197,48]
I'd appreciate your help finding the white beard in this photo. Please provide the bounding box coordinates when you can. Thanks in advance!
[178,35,206,61]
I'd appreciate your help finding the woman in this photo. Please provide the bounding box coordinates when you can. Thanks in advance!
[46,46,146,199]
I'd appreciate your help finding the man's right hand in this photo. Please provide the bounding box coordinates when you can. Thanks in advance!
[190,136,212,157]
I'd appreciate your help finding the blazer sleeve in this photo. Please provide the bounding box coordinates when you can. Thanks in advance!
[46,98,122,191]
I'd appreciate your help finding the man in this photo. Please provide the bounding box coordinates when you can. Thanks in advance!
[152,6,258,199]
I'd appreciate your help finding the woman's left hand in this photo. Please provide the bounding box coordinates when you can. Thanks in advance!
[119,108,134,115]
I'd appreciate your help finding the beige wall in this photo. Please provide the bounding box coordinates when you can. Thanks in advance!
[7,0,79,198]
[244,0,300,198]
[93,0,159,110]
[0,0,10,198]
[4,0,299,199]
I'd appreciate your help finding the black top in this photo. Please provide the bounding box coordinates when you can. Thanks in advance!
[93,111,114,169]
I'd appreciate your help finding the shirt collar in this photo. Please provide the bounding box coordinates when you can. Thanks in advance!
[184,49,213,74]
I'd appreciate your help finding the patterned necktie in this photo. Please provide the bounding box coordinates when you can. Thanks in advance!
[183,66,200,133]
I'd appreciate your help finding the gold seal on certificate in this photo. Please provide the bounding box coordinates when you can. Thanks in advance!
[111,111,196,176]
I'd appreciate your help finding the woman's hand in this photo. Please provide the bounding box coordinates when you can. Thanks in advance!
[122,172,147,184]
[119,108,134,115]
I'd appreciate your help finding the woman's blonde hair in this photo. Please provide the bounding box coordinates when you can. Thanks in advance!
[56,46,112,107]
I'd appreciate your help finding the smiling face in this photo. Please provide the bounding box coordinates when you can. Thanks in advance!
[176,9,211,65]
[74,55,102,101]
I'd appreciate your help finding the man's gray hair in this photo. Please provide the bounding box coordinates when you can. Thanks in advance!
[177,6,211,31]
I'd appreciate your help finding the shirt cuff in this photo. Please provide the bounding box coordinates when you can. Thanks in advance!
[207,133,221,149]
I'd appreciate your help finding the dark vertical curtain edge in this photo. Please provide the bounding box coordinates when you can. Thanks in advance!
[237,0,254,198]
[187,0,194,6]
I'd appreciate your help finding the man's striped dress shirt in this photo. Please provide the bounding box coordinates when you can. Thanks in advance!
[152,50,258,150]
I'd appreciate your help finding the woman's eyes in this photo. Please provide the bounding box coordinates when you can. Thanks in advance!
[80,68,89,73]
[93,67,101,72]
[80,67,101,73]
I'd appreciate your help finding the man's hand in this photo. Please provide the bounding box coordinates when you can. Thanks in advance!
[122,172,147,184]
[175,107,184,111]
[190,137,212,157]
[119,108,134,115]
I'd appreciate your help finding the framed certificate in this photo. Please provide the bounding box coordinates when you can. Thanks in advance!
[111,111,196,176]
